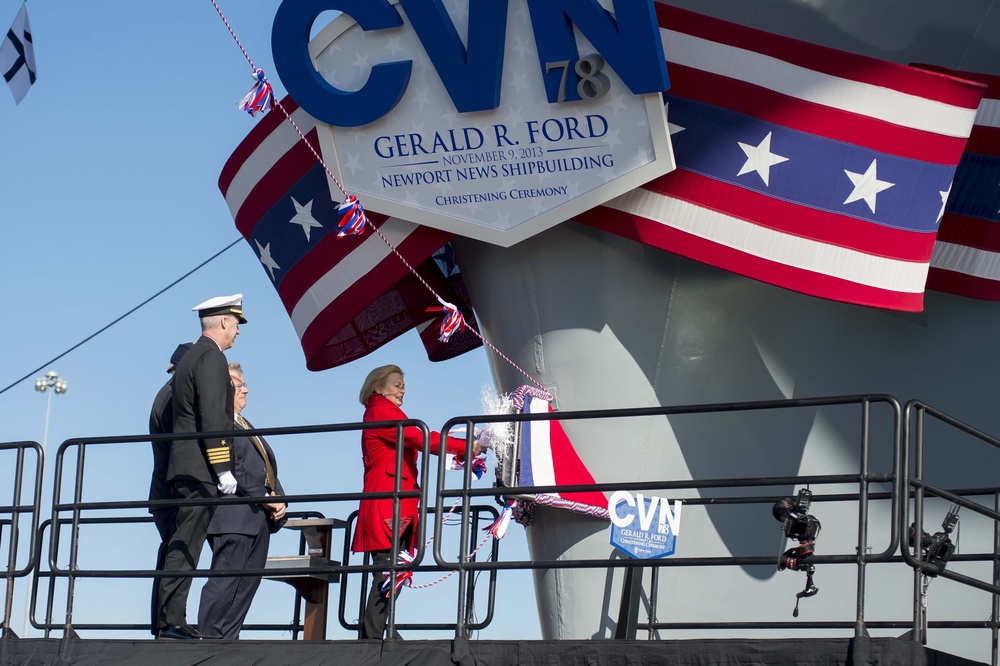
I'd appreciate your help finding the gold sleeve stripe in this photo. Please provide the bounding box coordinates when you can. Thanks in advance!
[206,447,231,463]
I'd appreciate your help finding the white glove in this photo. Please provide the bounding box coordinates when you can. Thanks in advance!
[217,470,237,495]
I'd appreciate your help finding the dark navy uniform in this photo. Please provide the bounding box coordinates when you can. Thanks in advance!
[198,415,285,639]
[147,342,192,636]
[155,335,235,633]
[148,378,174,528]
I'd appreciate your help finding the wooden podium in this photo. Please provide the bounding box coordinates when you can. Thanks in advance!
[265,517,346,640]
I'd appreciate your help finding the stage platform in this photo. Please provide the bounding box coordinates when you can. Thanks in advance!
[0,636,987,666]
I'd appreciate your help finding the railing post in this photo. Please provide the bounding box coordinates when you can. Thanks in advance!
[648,566,659,640]
[45,444,66,640]
[63,441,87,638]
[42,521,57,638]
[993,490,999,666]
[912,406,927,645]
[854,398,871,638]
[1,443,43,639]
[454,424,475,640]
[615,563,642,639]
[2,446,27,636]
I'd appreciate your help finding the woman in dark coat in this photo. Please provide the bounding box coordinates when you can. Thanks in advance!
[351,364,473,639]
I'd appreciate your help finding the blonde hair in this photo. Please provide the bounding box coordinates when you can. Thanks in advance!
[359,364,403,405]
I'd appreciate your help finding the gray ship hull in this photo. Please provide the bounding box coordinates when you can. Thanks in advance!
[455,216,1000,656]
[450,4,1000,653]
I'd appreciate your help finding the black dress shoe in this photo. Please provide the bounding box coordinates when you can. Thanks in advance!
[158,624,203,640]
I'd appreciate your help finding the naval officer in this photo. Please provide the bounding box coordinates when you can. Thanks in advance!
[155,294,245,640]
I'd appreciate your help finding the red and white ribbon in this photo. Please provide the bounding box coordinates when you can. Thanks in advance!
[237,68,275,117]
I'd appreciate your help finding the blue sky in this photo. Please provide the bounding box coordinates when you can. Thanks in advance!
[0,1,536,639]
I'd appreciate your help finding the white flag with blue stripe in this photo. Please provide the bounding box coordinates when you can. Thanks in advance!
[0,2,35,104]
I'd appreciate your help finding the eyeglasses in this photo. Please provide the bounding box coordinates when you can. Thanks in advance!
[233,382,248,390]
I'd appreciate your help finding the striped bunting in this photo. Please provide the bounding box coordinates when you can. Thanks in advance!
[518,394,609,519]
[577,4,986,311]
[918,68,1000,299]
[219,97,481,371]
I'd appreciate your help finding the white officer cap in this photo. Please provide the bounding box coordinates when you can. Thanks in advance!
[192,294,247,324]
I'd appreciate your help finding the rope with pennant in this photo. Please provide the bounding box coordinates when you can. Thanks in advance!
[375,402,527,594]
[238,68,275,116]
[335,194,368,237]
[205,7,561,589]
[426,298,466,343]
[207,0,547,392]
[378,496,514,597]
[450,453,488,480]
[484,499,516,539]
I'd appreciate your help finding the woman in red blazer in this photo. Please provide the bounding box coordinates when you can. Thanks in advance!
[351,364,473,639]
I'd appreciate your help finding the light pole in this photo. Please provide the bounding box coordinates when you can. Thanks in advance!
[24,371,67,637]
[35,371,68,451]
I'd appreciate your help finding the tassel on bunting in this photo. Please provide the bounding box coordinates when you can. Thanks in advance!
[450,454,488,480]
[484,499,516,539]
[238,69,275,117]
[426,298,465,342]
[380,550,414,597]
[335,194,368,237]
[469,456,488,480]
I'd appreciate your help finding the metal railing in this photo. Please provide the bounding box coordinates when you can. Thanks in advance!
[904,400,1000,665]
[0,441,42,638]
[0,393,998,663]
[29,419,492,638]
[435,394,905,639]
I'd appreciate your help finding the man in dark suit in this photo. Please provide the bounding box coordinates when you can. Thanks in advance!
[198,362,286,639]
[155,294,246,640]
[147,342,192,636]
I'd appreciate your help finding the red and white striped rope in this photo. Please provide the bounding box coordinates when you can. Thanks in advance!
[209,0,257,71]
[408,532,493,590]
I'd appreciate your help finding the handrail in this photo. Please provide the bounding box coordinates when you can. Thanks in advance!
[0,441,42,638]
[3,392,1000,661]
[903,399,1000,664]
[434,394,904,638]
[36,419,495,638]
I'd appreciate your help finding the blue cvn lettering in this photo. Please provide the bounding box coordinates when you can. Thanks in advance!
[272,0,412,127]
[273,0,669,127]
[525,0,669,103]
[400,0,508,113]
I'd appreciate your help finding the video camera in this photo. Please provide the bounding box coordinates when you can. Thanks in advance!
[772,488,821,616]
[773,488,822,547]
[908,504,959,576]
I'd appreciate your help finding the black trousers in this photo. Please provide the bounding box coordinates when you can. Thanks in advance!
[155,481,216,630]
[197,519,270,639]
[149,508,175,635]
[361,522,413,639]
